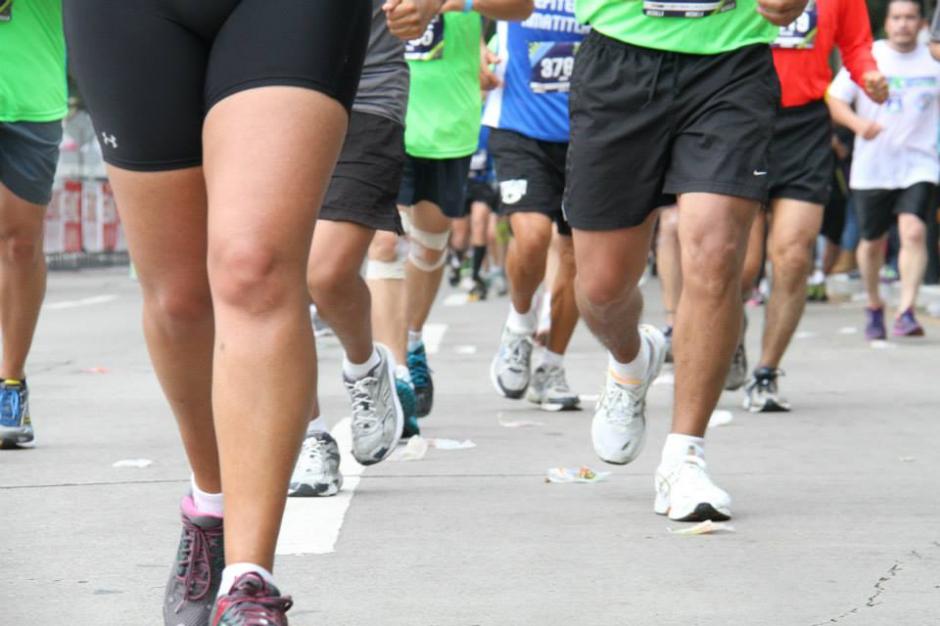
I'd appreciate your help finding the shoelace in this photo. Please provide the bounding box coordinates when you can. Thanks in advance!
[347,376,379,430]
[600,381,644,428]
[176,516,223,609]
[300,436,328,469]
[224,578,293,626]
[669,455,715,493]
[407,349,431,388]
[502,333,532,373]
[544,366,571,393]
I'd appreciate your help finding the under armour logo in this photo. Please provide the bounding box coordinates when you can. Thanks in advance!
[101,132,118,149]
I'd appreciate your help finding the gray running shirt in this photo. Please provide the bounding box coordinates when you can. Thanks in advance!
[932,5,940,43]
[353,0,409,126]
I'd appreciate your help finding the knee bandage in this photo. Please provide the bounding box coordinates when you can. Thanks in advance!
[401,212,450,272]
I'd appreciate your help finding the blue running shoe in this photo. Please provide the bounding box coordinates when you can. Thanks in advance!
[407,343,434,418]
[395,376,420,440]
[0,379,32,447]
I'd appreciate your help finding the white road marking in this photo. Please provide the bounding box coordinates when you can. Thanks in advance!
[44,294,118,310]
[443,293,468,307]
[423,323,447,355]
[454,345,477,355]
[276,418,364,556]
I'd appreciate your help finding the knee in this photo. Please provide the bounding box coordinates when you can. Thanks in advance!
[900,222,926,248]
[772,239,814,278]
[307,259,357,305]
[684,239,741,299]
[577,269,629,310]
[0,231,42,266]
[209,241,293,313]
[512,232,549,266]
[147,286,213,326]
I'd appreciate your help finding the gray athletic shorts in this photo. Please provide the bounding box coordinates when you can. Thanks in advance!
[0,121,63,206]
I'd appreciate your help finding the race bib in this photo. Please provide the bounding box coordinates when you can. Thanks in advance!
[529,41,579,94]
[772,2,818,49]
[405,17,444,62]
[642,0,736,18]
[0,0,12,22]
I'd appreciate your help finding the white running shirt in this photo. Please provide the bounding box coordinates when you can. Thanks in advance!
[829,40,940,190]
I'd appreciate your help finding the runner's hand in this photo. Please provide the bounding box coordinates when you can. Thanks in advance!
[862,70,889,104]
[480,45,501,91]
[857,119,883,141]
[384,0,445,40]
[757,0,809,26]
[440,0,467,12]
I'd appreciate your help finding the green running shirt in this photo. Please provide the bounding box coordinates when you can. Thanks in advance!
[575,0,777,55]
[404,12,482,159]
[0,0,68,122]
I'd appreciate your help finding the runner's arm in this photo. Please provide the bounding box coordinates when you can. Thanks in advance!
[827,75,883,141]
[930,4,940,61]
[835,0,887,104]
[384,0,446,40]
[441,0,534,21]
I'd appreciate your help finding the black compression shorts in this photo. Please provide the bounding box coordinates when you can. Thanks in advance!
[64,0,370,172]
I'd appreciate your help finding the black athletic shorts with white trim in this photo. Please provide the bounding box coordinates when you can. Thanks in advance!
[854,183,936,241]
[489,128,572,237]
[767,100,833,205]
[64,0,371,172]
[564,32,780,231]
[397,155,473,219]
[320,112,404,234]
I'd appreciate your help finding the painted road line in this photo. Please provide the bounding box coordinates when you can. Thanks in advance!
[44,294,118,310]
[423,323,448,355]
[276,417,364,556]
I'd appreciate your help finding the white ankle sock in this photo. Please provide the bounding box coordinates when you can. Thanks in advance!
[395,364,412,384]
[661,433,705,467]
[219,563,276,597]
[407,330,423,351]
[191,476,224,517]
[342,346,381,380]
[307,415,327,435]
[608,336,650,387]
[506,302,536,334]
[539,350,564,369]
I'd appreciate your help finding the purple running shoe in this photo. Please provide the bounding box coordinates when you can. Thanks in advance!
[212,573,293,626]
[892,308,925,337]
[865,307,886,341]
[164,495,225,626]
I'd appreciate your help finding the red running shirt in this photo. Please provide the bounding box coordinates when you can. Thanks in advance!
[771,0,878,108]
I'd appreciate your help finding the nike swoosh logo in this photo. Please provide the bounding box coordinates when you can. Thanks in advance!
[753,170,768,176]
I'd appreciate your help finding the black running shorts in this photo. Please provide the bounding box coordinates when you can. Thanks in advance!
[489,128,572,236]
[397,155,473,219]
[320,112,405,234]
[565,32,780,231]
[854,183,936,241]
[767,100,833,205]
[64,0,371,172]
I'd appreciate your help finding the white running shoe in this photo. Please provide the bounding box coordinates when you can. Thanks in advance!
[527,363,581,411]
[348,344,404,466]
[654,451,732,522]
[490,326,533,399]
[289,431,343,497]
[591,325,667,465]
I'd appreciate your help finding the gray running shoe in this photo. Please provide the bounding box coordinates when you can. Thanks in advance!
[724,312,748,391]
[743,367,791,413]
[163,495,224,626]
[591,325,667,465]
[490,326,533,399]
[527,364,581,410]
[289,431,343,497]
[348,344,403,466]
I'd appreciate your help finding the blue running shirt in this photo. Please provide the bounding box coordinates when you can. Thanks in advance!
[482,3,589,143]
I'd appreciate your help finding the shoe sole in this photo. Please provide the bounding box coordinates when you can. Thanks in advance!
[0,427,33,448]
[288,478,343,498]
[663,502,732,523]
[354,344,404,466]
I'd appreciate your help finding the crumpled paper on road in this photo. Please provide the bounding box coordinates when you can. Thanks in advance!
[112,458,153,468]
[390,436,477,461]
[545,466,610,484]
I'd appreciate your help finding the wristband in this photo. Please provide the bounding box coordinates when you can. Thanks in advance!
[463,0,474,12]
